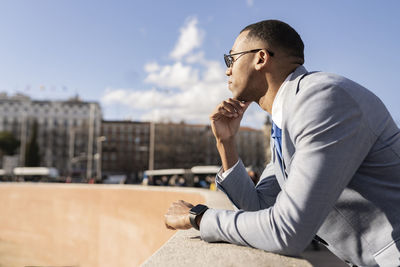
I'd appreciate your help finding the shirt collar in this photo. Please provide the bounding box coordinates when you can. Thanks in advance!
[271,72,293,129]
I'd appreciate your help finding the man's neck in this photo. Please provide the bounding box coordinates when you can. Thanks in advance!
[258,74,287,114]
[258,65,299,114]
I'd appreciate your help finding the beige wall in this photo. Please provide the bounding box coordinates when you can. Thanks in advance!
[0,183,204,267]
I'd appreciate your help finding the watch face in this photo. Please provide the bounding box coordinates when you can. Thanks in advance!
[190,204,208,215]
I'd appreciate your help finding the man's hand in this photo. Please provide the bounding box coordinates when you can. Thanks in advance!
[164,200,194,230]
[210,98,251,142]
[210,99,251,171]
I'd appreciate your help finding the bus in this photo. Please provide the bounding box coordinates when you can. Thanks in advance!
[143,166,221,188]
[191,165,220,189]
[143,168,191,186]
[13,167,59,182]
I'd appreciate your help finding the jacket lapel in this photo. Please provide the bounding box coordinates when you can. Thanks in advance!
[275,65,308,181]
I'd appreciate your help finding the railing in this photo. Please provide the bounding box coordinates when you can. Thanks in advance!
[142,189,313,267]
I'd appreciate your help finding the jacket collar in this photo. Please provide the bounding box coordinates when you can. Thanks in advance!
[287,65,308,91]
[272,65,308,182]
[271,65,308,129]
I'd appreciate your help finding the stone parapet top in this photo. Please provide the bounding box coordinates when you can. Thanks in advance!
[142,188,312,267]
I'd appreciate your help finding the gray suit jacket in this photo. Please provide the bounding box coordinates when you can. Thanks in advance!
[200,66,400,266]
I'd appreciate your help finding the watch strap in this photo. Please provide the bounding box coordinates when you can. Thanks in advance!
[189,204,208,230]
[189,212,200,230]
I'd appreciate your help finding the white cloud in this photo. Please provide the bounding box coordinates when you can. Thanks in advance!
[101,65,229,124]
[170,17,205,61]
[202,60,226,83]
[144,62,160,72]
[101,16,266,129]
[184,51,205,64]
[144,62,199,90]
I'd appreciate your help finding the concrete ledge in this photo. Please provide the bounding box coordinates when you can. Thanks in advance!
[142,189,312,267]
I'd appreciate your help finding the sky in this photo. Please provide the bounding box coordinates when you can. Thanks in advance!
[1,0,399,129]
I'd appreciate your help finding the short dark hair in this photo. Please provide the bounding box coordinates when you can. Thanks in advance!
[241,20,304,63]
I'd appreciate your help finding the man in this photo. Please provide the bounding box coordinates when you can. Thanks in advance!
[165,20,400,266]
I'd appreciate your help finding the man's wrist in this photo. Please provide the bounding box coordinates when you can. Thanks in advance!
[195,214,203,229]
[216,139,238,171]
[216,136,235,147]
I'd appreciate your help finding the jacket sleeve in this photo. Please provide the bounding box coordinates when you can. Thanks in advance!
[200,82,374,255]
[217,160,281,211]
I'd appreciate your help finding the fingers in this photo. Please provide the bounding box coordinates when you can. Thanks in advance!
[227,98,250,114]
[170,200,190,209]
[178,200,194,208]
[220,99,241,118]
[165,221,176,230]
[164,200,194,230]
[211,98,251,120]
[164,211,177,230]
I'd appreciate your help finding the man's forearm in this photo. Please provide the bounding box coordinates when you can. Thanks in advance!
[217,138,239,172]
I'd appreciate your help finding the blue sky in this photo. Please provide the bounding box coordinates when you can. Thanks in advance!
[1,0,399,129]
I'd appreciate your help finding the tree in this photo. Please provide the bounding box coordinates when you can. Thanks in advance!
[25,121,40,167]
[0,131,20,155]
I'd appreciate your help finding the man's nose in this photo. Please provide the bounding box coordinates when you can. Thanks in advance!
[225,67,232,76]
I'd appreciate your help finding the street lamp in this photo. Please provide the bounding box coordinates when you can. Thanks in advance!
[148,122,155,171]
[68,127,76,176]
[86,103,95,181]
[96,136,106,181]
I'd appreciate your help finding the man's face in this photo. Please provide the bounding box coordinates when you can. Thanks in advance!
[226,31,260,101]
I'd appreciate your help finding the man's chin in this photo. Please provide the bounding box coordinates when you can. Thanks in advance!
[230,88,249,102]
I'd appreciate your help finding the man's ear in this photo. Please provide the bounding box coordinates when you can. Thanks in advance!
[255,50,268,71]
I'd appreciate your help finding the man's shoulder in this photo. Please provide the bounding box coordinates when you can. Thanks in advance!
[300,71,354,90]
[296,71,376,103]
[288,70,389,132]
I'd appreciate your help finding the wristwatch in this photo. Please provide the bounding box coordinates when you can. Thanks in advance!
[189,204,209,230]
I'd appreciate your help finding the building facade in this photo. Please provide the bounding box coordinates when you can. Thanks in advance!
[152,123,220,170]
[237,126,270,173]
[0,93,102,178]
[100,120,270,183]
[0,92,271,182]
[101,120,150,183]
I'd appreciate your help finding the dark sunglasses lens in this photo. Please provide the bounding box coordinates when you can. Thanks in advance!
[224,55,231,67]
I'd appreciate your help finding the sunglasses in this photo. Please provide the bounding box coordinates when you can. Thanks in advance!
[224,48,274,68]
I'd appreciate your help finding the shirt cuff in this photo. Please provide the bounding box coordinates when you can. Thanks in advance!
[216,160,240,182]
